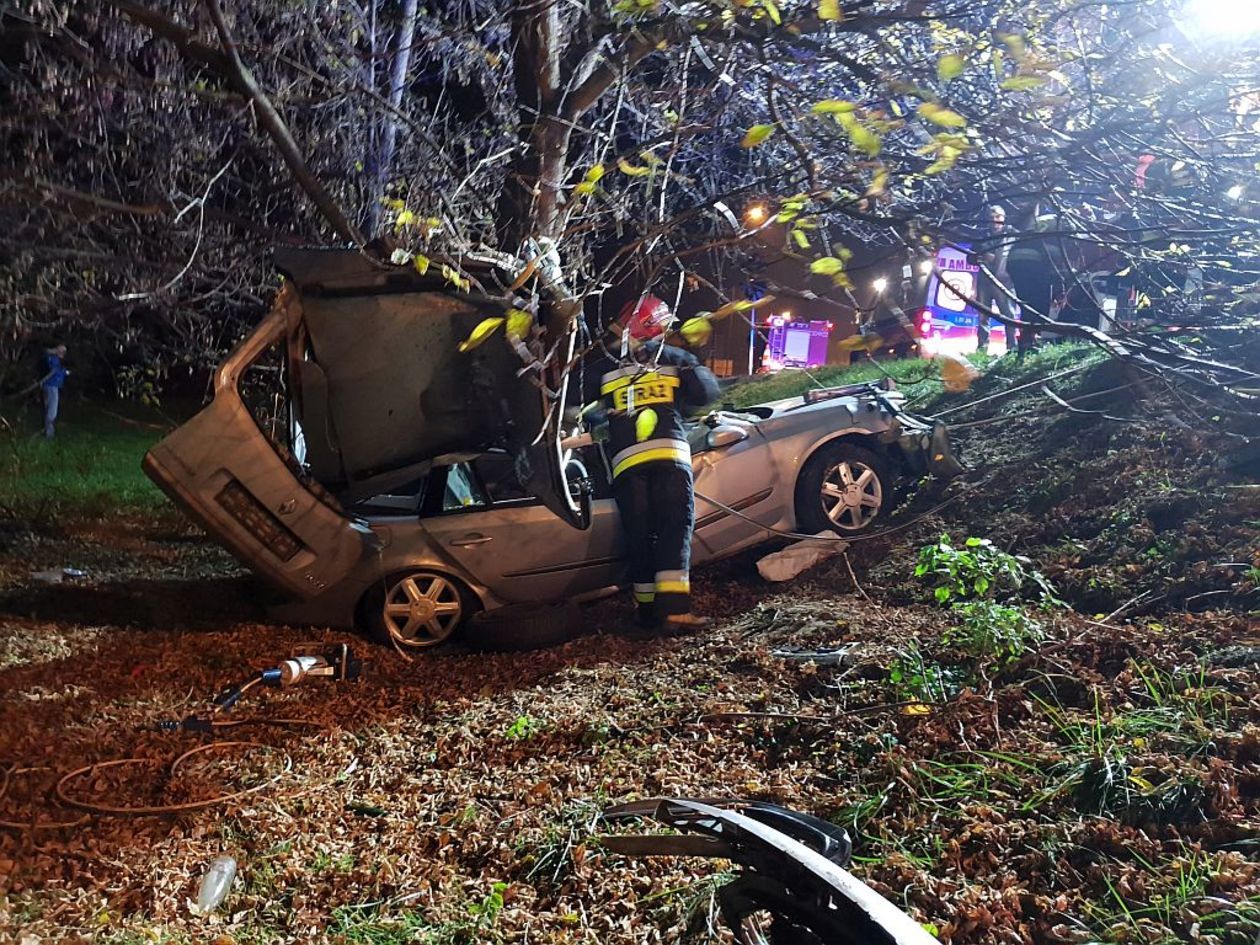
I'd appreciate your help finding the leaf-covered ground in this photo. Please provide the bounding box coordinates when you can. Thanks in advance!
[1,346,1258,945]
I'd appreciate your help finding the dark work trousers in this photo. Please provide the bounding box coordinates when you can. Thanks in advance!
[976,273,1015,352]
[612,461,695,618]
[1008,258,1057,356]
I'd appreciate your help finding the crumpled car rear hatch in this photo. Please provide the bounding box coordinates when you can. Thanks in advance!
[276,248,584,526]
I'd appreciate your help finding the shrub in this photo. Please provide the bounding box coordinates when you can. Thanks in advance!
[943,600,1046,664]
[915,534,1060,605]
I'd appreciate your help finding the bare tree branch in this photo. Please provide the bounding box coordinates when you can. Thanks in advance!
[110,0,363,246]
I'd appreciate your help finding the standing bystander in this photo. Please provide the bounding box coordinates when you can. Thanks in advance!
[39,343,68,439]
[976,205,1015,354]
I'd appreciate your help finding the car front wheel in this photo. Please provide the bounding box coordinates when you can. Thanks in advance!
[794,442,892,535]
[365,570,473,649]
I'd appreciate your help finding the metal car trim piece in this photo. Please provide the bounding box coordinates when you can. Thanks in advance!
[695,487,774,530]
[602,798,940,945]
[501,555,623,579]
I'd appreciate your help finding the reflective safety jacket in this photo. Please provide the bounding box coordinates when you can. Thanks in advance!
[584,342,720,479]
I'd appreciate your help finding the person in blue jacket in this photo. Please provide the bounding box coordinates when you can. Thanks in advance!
[39,343,68,439]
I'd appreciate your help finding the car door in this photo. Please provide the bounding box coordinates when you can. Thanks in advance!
[420,454,624,603]
[690,424,789,563]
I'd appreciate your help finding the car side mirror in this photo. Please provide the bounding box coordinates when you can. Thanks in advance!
[706,426,749,450]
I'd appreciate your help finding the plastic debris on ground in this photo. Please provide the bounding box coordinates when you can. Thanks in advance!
[756,533,848,582]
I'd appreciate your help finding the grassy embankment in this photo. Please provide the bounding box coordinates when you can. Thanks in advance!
[0,399,170,517]
[722,342,1100,412]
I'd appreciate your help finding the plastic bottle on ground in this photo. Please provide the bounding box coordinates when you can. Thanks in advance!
[195,854,237,914]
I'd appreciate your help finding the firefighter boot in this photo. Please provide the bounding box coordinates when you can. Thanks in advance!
[661,613,712,635]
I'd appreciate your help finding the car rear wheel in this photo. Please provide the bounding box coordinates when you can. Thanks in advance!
[366,570,474,649]
[794,442,892,535]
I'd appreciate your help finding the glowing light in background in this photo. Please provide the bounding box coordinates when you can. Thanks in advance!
[744,202,768,224]
[1181,0,1260,38]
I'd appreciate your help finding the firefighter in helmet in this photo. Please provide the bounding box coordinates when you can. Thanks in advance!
[583,295,720,635]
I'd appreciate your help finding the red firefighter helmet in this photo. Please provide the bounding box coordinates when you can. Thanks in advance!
[618,294,674,340]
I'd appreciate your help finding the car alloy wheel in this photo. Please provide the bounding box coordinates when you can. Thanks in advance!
[819,457,883,531]
[379,571,464,648]
[794,441,892,536]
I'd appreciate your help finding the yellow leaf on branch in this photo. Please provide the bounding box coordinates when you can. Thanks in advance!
[441,264,471,292]
[712,295,775,319]
[937,54,966,81]
[635,408,659,441]
[866,165,889,197]
[458,318,504,352]
[506,308,534,342]
[680,316,713,346]
[740,124,776,148]
[818,0,843,21]
[1001,75,1047,91]
[811,99,856,115]
[810,257,846,276]
[918,102,968,128]
[617,157,652,177]
[836,114,882,156]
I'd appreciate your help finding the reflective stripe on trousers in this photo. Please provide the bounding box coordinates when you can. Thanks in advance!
[612,463,694,617]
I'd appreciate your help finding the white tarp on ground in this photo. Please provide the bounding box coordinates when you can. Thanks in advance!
[756,533,849,582]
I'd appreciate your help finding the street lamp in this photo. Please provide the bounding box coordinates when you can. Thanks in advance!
[918,260,934,275]
[872,277,888,294]
[1182,0,1260,37]
[744,201,768,225]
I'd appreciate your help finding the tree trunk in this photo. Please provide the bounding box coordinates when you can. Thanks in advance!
[368,0,418,237]
[500,2,568,254]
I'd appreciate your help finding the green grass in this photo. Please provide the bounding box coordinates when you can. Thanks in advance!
[722,356,954,409]
[721,340,1101,412]
[329,906,432,945]
[0,400,171,515]
[1077,848,1259,944]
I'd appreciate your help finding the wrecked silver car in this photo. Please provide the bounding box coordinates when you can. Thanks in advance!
[144,249,960,649]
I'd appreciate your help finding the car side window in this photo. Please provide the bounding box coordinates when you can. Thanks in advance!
[353,476,428,515]
[472,453,534,504]
[442,463,489,511]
